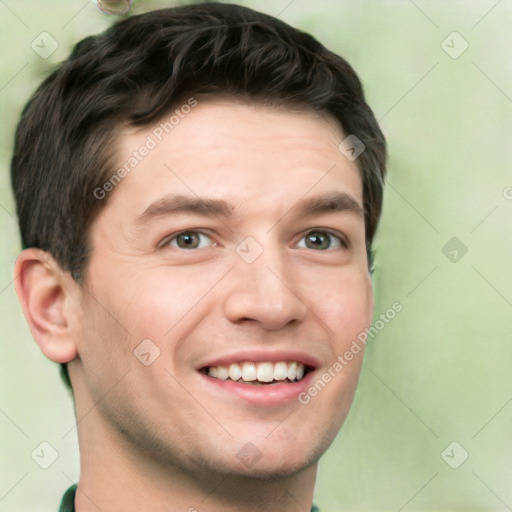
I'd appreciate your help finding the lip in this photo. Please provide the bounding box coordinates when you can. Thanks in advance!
[197,349,321,370]
[199,369,317,406]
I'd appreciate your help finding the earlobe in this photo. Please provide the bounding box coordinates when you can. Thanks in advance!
[13,249,78,364]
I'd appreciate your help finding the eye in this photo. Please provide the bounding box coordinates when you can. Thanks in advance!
[165,231,214,250]
[297,230,345,250]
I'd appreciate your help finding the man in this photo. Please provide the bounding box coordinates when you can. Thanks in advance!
[11,3,386,511]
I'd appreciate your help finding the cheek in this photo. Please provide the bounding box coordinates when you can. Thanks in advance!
[309,268,373,342]
[90,264,233,370]
[97,263,226,333]
[74,298,134,408]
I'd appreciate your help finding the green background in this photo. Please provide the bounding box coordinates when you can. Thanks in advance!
[1,1,511,510]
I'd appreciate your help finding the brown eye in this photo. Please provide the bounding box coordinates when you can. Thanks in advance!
[167,231,212,250]
[298,230,342,250]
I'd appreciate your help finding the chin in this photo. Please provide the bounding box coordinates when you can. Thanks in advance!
[217,455,318,481]
[217,439,325,480]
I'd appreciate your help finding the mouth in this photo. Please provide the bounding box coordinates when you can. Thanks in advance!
[200,360,314,385]
[197,351,320,405]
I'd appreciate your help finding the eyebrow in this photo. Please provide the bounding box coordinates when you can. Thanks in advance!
[292,191,364,219]
[134,191,364,225]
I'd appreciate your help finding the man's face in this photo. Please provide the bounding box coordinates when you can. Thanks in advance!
[71,100,373,478]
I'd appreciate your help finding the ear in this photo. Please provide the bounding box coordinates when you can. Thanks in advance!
[13,249,78,364]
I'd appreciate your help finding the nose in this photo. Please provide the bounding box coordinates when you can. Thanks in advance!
[222,241,308,330]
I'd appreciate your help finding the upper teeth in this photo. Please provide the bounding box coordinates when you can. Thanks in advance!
[207,361,305,383]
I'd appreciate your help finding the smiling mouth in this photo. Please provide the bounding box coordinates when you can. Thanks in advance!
[201,361,313,385]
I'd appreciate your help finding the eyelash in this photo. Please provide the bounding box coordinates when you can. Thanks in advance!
[161,229,348,251]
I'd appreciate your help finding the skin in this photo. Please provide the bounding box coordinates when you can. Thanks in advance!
[15,100,373,512]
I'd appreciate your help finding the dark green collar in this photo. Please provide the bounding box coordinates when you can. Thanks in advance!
[58,484,77,512]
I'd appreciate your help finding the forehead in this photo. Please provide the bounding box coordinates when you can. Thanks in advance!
[102,100,363,221]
